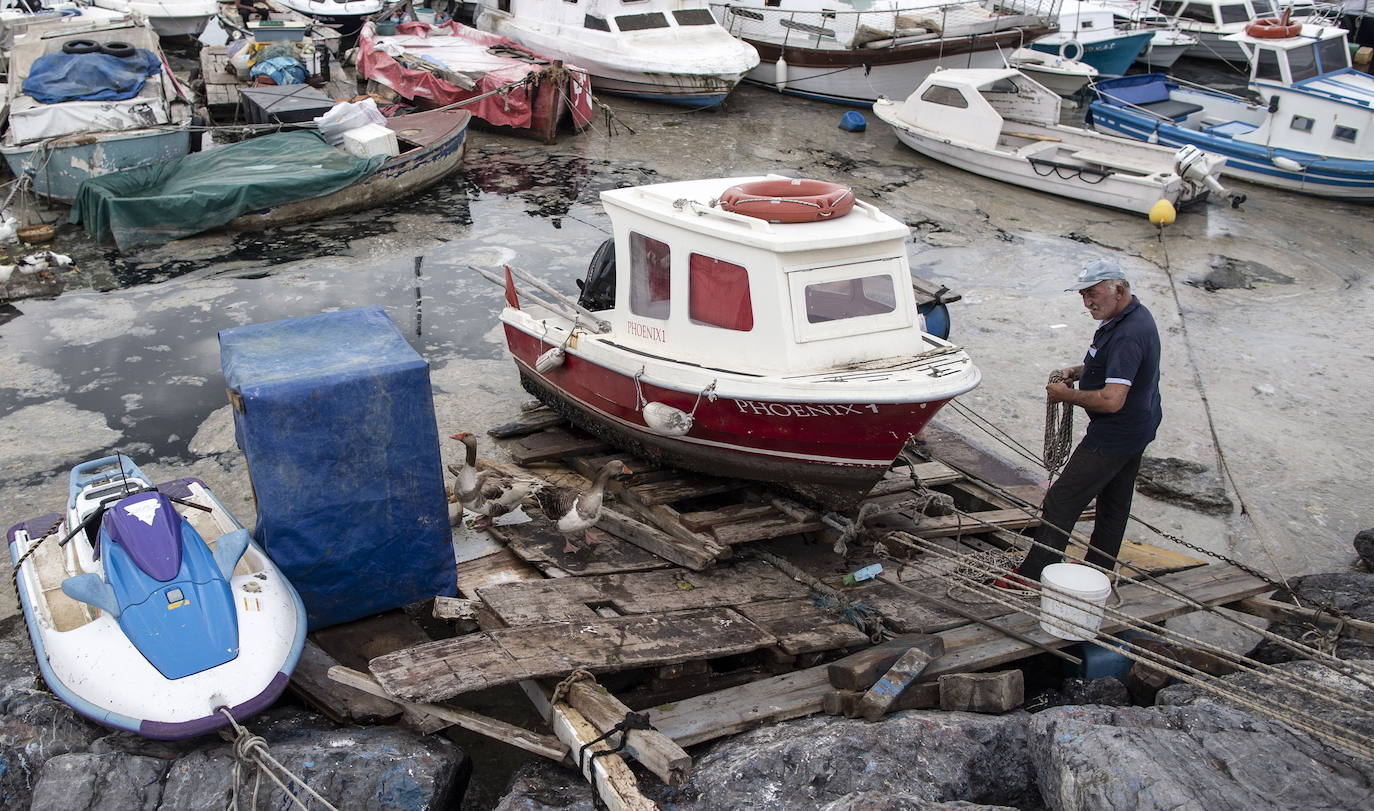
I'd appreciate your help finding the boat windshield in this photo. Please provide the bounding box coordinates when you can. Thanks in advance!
[1218,4,1251,23]
[1288,43,1320,81]
[804,275,896,324]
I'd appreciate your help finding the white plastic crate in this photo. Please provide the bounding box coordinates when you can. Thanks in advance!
[341,123,399,159]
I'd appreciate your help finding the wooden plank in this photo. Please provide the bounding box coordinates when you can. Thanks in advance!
[488,409,565,439]
[548,698,656,811]
[826,634,945,691]
[1112,538,1209,576]
[677,502,776,531]
[711,515,826,545]
[369,607,777,703]
[457,548,544,597]
[855,646,937,721]
[490,510,674,577]
[1228,596,1374,644]
[864,462,963,497]
[597,506,728,571]
[629,477,739,506]
[646,664,836,747]
[650,563,1267,748]
[328,666,567,760]
[512,429,607,464]
[734,598,871,655]
[572,456,725,554]
[563,681,692,787]
[906,506,1094,538]
[290,639,403,725]
[475,560,808,627]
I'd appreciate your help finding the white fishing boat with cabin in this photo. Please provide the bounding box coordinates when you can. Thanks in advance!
[874,67,1241,213]
[709,0,1057,105]
[474,0,759,107]
[87,0,218,37]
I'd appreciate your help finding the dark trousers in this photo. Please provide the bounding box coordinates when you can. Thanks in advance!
[1020,443,1144,581]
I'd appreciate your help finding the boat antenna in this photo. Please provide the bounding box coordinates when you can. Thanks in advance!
[117,452,132,496]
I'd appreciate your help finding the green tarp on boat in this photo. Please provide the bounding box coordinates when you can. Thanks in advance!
[70,131,387,250]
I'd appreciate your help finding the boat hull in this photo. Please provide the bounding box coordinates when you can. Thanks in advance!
[1,127,191,203]
[506,324,952,507]
[1137,41,1190,69]
[1088,100,1374,199]
[1030,31,1153,77]
[741,28,1051,105]
[5,478,306,740]
[225,109,469,230]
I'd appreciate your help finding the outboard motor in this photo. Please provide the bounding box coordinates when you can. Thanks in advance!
[576,237,617,312]
[1174,145,1246,208]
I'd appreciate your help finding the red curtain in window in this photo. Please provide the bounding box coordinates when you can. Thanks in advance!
[689,254,753,331]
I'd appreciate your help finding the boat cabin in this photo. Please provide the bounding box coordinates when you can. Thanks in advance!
[585,176,928,376]
[1225,23,1354,86]
[480,0,724,38]
[898,68,1061,149]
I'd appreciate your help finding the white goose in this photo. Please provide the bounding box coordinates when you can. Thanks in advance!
[534,459,632,553]
[448,432,540,529]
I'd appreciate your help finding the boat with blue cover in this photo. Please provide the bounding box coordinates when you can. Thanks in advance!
[1088,21,1374,198]
[6,455,306,739]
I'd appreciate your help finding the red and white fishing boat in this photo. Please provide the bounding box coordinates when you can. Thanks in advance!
[495,175,981,507]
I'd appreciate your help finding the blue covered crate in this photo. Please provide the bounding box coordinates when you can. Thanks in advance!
[219,306,455,629]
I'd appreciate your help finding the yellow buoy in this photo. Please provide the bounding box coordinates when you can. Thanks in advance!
[1148,199,1176,227]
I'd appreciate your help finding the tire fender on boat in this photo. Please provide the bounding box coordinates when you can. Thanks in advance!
[1058,39,1084,61]
[717,178,855,223]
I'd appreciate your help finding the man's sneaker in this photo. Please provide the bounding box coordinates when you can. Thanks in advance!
[993,568,1039,592]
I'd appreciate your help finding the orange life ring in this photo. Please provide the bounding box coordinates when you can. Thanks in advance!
[1246,16,1301,38]
[718,179,855,223]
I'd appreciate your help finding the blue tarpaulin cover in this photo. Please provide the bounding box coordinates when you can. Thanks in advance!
[22,50,162,104]
[219,306,456,630]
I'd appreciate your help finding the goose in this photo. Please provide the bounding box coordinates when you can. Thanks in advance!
[534,459,632,553]
[448,431,540,529]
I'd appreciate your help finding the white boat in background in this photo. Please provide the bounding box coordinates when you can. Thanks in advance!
[1007,46,1099,95]
[710,0,1056,105]
[1155,0,1331,61]
[874,68,1240,214]
[1077,0,1198,67]
[1089,22,1374,197]
[1,18,192,201]
[475,0,758,107]
[2,1,127,73]
[88,0,218,36]
[273,0,382,36]
[1027,2,1154,76]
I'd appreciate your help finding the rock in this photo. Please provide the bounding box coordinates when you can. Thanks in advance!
[29,752,167,810]
[1028,703,1374,810]
[1355,528,1374,570]
[493,760,593,811]
[1186,255,1293,292]
[1134,456,1233,515]
[819,795,1016,810]
[159,707,470,810]
[1157,659,1374,743]
[1246,572,1374,663]
[938,671,1024,713]
[0,618,105,810]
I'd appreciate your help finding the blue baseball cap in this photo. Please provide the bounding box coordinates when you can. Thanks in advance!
[1067,258,1127,292]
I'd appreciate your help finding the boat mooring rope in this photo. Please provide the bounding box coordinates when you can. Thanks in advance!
[1042,369,1073,479]
[219,708,340,811]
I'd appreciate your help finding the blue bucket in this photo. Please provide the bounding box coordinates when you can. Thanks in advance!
[839,110,867,132]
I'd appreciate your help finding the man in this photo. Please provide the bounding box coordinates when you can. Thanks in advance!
[1013,258,1162,584]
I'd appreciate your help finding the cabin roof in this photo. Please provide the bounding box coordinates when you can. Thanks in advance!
[599,176,909,253]
[922,67,1024,90]
[1222,23,1346,48]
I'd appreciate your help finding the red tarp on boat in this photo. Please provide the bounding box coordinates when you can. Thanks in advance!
[357,21,593,131]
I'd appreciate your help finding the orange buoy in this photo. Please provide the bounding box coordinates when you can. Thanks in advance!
[1247,9,1300,39]
[718,178,855,223]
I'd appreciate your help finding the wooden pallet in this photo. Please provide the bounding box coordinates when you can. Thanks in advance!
[198,45,357,119]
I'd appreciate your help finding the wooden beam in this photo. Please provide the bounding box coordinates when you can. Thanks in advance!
[597,506,728,571]
[327,667,567,761]
[564,681,692,787]
[289,639,402,725]
[1227,596,1374,645]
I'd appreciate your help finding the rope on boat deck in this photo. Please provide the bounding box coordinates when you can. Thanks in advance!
[8,515,65,618]
[219,707,341,811]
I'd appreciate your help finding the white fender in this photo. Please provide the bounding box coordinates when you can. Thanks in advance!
[642,402,693,436]
[774,56,788,91]
[535,347,565,373]
[1272,155,1304,173]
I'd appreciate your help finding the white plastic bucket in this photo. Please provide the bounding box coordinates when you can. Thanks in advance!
[1039,563,1112,641]
[414,8,437,24]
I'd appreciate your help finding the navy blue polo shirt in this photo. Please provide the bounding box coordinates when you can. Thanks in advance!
[1078,296,1162,456]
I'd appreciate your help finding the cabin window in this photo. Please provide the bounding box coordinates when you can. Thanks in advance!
[564,0,577,4]
[1253,49,1282,80]
[673,9,715,25]
[779,18,836,37]
[729,7,765,20]
[584,14,610,30]
[1079,20,1096,30]
[1157,0,1183,14]
[617,12,670,30]
[804,275,897,324]
[1177,5,1218,23]
[765,0,781,5]
[1334,124,1359,142]
[1218,4,1250,23]
[498,0,510,11]
[629,232,671,319]
[920,84,968,108]
[1317,37,1350,72]
[689,255,753,331]
[1290,115,1314,132]
[1253,0,1278,14]
[1288,45,1319,81]
[983,78,1019,95]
